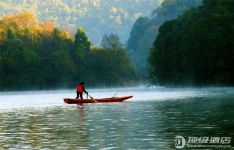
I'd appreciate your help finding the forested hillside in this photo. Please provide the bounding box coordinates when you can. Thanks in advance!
[148,0,234,86]
[0,12,138,90]
[126,0,202,79]
[0,0,161,45]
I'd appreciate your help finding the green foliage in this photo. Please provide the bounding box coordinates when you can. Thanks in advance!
[74,28,91,52]
[148,0,234,86]
[152,0,202,23]
[0,12,138,90]
[127,17,151,52]
[126,0,202,80]
[92,33,138,87]
[7,27,15,39]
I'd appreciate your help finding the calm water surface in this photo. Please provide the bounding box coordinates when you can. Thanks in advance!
[0,87,234,149]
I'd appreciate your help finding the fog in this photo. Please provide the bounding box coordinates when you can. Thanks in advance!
[1,86,233,110]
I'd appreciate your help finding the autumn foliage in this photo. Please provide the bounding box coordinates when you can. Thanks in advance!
[0,12,138,90]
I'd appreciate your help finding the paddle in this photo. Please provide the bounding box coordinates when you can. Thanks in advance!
[88,94,98,103]
[112,93,117,98]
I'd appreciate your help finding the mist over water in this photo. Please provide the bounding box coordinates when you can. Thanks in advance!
[0,87,234,149]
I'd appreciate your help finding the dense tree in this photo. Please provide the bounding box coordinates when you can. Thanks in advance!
[7,27,15,39]
[152,0,202,24]
[148,0,234,86]
[92,34,138,87]
[126,17,151,53]
[71,27,92,83]
[74,28,91,53]
[126,0,202,80]
[0,12,138,90]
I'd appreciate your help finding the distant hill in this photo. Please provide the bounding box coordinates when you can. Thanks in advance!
[0,0,161,45]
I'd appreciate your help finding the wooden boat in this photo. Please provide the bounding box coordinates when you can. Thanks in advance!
[64,95,133,104]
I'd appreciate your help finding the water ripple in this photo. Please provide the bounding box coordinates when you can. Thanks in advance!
[0,88,234,149]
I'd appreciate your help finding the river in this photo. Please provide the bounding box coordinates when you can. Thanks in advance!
[0,87,234,149]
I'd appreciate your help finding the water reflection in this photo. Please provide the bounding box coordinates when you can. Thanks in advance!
[0,88,234,149]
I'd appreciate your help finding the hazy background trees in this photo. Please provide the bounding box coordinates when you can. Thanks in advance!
[0,0,161,45]
[126,0,202,81]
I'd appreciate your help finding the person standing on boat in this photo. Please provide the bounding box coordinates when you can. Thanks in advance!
[76,82,88,99]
